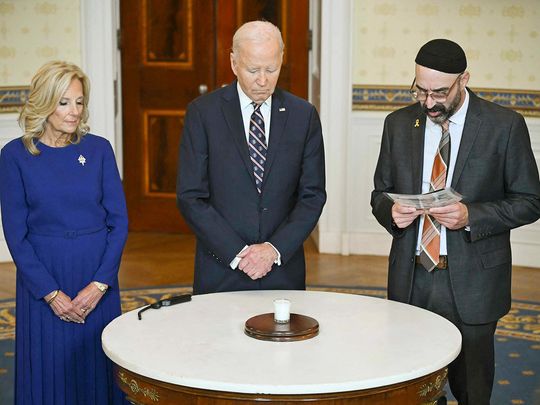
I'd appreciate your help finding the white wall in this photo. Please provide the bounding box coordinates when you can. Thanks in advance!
[0,0,81,86]
[352,0,540,91]
[317,0,353,254]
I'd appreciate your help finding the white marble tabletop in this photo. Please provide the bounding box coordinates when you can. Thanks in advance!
[102,290,461,395]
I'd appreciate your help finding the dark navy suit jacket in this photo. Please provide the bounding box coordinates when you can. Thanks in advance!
[371,90,540,324]
[177,82,326,294]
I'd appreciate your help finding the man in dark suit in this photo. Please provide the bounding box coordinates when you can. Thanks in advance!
[177,21,326,295]
[371,39,540,404]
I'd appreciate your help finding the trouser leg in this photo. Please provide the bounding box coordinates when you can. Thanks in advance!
[410,264,497,405]
[447,321,497,405]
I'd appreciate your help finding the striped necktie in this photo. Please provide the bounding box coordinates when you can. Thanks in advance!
[418,120,451,271]
[249,102,267,193]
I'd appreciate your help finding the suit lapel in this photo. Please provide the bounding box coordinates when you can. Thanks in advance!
[221,82,256,184]
[411,105,425,194]
[262,88,288,189]
[451,90,481,189]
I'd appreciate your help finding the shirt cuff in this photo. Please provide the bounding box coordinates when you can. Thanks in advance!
[264,242,282,266]
[230,245,249,269]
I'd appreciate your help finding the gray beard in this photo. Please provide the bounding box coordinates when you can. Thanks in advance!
[423,90,462,124]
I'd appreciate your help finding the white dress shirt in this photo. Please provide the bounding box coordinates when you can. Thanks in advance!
[229,83,281,269]
[416,89,470,255]
[237,82,272,144]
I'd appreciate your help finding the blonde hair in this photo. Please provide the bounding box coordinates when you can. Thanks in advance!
[19,61,90,155]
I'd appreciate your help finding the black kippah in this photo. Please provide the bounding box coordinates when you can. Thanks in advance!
[415,39,467,74]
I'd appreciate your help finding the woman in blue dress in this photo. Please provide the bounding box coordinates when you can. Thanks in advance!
[0,61,128,404]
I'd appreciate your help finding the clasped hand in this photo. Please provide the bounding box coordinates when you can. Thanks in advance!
[46,282,105,323]
[237,243,277,280]
[392,202,468,230]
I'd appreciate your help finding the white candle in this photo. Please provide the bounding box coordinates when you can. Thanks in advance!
[273,298,291,323]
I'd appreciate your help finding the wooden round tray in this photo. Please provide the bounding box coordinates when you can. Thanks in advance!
[244,313,319,342]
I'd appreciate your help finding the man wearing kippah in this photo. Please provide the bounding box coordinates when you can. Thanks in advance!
[371,39,540,404]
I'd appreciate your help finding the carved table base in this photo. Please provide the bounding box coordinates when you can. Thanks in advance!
[115,364,448,405]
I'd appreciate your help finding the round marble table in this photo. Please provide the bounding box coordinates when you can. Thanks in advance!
[102,290,461,404]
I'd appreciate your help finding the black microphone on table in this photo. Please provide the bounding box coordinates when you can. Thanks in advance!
[137,294,192,320]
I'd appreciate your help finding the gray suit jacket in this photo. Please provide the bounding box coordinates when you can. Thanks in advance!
[371,89,540,324]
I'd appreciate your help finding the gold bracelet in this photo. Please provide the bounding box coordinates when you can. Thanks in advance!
[46,290,59,304]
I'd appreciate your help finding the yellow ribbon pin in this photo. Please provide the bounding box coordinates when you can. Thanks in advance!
[414,119,420,128]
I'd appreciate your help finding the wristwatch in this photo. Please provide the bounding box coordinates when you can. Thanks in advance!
[93,281,108,293]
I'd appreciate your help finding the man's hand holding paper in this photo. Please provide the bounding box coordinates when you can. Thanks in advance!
[388,188,467,229]
[391,203,423,229]
[429,202,469,230]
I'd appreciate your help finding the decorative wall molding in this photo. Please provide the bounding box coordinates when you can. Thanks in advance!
[0,87,29,113]
[353,85,540,117]
[352,85,412,111]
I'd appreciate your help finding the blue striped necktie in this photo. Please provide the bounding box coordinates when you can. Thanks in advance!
[249,102,267,193]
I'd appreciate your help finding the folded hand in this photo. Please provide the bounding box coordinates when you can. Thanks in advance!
[72,282,106,320]
[48,291,85,323]
[237,243,277,280]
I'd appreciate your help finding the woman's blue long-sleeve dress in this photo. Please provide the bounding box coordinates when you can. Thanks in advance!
[0,134,128,405]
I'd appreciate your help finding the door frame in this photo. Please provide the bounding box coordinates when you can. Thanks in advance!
[80,0,123,173]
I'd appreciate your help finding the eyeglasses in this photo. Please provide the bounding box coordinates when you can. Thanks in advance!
[410,74,462,102]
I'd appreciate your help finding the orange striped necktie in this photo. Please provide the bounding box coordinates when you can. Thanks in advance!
[418,120,451,271]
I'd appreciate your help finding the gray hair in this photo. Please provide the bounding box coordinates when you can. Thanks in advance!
[232,21,284,56]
